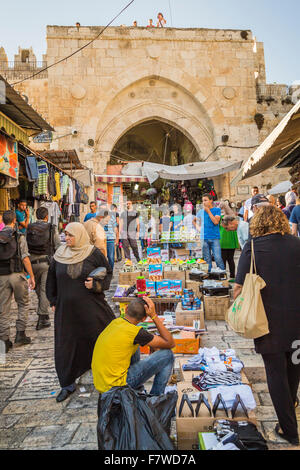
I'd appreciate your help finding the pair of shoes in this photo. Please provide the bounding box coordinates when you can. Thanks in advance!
[5,339,13,353]
[36,316,51,331]
[56,388,75,403]
[14,331,31,346]
[275,423,300,446]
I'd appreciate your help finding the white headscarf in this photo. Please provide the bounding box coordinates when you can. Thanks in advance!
[54,222,94,265]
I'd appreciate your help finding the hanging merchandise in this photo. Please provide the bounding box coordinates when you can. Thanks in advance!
[48,166,57,197]
[52,172,62,202]
[25,155,39,182]
[33,160,49,196]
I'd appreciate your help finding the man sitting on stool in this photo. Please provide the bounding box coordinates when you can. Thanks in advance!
[92,297,175,398]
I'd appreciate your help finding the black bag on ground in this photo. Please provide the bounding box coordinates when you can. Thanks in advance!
[97,386,177,450]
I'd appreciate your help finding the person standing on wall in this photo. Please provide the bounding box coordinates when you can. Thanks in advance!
[16,200,30,234]
[120,201,141,262]
[26,207,61,331]
[196,194,225,272]
[0,210,35,352]
[157,12,167,27]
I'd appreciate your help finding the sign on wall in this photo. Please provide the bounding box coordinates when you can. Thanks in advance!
[0,134,18,180]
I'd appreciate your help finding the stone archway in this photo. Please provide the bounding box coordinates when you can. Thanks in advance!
[91,75,217,174]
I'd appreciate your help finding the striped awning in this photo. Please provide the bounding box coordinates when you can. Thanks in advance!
[95,174,148,184]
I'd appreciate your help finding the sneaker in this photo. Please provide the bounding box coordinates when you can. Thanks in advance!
[14,331,31,346]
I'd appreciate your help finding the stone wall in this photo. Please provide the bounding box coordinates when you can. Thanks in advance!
[7,26,295,199]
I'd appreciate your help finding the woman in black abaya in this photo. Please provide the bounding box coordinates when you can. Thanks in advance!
[46,222,115,402]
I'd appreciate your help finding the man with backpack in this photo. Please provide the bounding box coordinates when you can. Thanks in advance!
[26,207,61,330]
[0,210,35,352]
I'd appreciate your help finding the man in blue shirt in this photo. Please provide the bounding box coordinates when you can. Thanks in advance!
[84,201,97,222]
[290,203,300,237]
[16,200,30,234]
[196,194,225,272]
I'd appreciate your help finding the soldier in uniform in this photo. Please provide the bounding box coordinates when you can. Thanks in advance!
[26,207,61,331]
[0,210,35,352]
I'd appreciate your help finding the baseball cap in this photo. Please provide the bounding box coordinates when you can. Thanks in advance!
[251,194,269,209]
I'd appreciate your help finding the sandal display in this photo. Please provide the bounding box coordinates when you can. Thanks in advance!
[212,393,229,418]
[178,393,194,418]
[195,393,212,417]
[231,394,249,419]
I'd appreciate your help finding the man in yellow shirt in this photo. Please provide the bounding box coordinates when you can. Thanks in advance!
[92,297,174,397]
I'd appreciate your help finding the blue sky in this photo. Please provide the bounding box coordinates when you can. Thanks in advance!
[1,0,299,84]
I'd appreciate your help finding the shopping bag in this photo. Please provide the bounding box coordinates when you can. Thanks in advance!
[226,240,269,339]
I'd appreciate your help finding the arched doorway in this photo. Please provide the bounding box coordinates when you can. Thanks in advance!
[110,118,200,166]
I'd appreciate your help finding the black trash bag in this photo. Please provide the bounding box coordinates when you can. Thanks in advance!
[145,391,178,436]
[97,386,177,450]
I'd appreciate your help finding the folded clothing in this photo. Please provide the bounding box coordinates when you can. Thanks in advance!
[209,385,256,411]
[192,371,242,391]
[183,347,244,374]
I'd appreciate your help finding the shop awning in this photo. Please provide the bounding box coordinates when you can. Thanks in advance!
[40,149,85,171]
[142,160,244,184]
[0,75,54,135]
[268,180,292,195]
[95,174,148,184]
[231,99,300,186]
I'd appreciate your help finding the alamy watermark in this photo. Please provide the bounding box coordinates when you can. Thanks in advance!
[292,340,300,365]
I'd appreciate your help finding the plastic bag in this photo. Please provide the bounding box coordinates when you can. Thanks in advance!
[97,386,177,450]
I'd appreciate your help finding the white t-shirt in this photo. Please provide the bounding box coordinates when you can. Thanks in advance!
[244,198,253,220]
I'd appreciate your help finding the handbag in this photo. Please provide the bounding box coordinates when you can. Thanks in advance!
[226,240,269,339]
[88,267,107,280]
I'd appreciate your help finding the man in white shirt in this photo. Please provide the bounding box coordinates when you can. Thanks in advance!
[243,186,259,222]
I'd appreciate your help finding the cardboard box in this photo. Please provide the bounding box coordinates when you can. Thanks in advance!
[185,280,202,297]
[176,375,256,450]
[140,337,200,355]
[163,270,186,284]
[175,303,205,330]
[171,248,190,260]
[118,271,141,286]
[204,295,230,321]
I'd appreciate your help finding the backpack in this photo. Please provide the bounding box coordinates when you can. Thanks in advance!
[0,230,23,275]
[26,223,55,257]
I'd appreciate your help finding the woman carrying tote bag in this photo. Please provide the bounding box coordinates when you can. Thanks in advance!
[233,205,300,446]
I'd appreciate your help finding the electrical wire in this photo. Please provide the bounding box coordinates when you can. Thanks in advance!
[11,0,135,86]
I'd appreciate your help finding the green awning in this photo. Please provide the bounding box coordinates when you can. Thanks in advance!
[0,112,29,145]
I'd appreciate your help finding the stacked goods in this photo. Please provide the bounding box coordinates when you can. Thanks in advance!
[204,295,230,321]
[176,350,258,450]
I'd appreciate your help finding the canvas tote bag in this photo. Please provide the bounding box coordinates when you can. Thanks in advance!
[226,239,269,339]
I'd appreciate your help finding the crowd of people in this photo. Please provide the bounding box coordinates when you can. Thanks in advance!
[0,182,300,446]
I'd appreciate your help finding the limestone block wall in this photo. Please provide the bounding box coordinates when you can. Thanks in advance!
[6,26,294,200]
[44,26,261,187]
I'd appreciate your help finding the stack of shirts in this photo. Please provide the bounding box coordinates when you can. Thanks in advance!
[182,347,244,373]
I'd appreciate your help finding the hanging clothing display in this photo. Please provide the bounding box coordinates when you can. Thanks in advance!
[25,156,39,182]
[48,166,57,197]
[33,160,49,196]
[52,172,62,202]
[39,201,61,227]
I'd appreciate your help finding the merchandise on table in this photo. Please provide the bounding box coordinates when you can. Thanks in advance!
[209,385,256,411]
[182,347,244,373]
[212,420,268,451]
[181,289,202,311]
[192,371,242,391]
[148,263,163,281]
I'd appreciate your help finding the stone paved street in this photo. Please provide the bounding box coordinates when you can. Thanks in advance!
[0,261,299,450]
